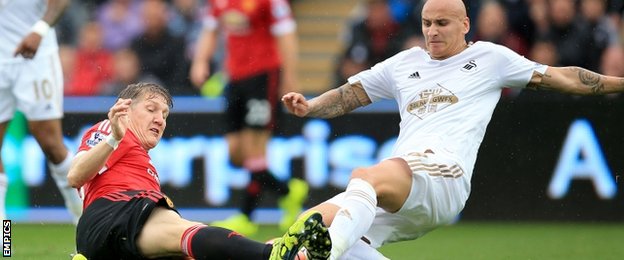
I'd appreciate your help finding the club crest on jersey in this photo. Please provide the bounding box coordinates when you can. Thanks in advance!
[460,60,477,72]
[222,10,250,35]
[407,84,458,119]
[86,131,105,147]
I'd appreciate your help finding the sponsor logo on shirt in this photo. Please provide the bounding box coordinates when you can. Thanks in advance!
[408,71,421,79]
[222,10,250,35]
[147,168,160,184]
[407,83,458,119]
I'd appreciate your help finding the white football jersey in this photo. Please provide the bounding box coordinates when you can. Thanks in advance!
[0,0,58,61]
[348,41,548,177]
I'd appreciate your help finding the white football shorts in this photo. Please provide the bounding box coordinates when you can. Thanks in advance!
[326,151,471,248]
[0,52,64,123]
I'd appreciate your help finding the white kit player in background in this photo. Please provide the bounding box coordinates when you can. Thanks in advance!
[0,0,82,223]
[282,0,624,259]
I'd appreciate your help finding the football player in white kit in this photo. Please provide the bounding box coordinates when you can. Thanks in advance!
[0,0,81,223]
[282,0,624,259]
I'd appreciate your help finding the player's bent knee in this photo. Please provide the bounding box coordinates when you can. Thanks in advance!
[350,167,377,184]
[350,167,387,195]
[138,208,197,257]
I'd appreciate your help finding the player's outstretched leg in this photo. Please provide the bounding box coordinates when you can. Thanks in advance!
[270,211,331,260]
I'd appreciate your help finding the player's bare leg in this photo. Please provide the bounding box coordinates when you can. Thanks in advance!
[211,131,260,235]
[240,129,308,232]
[215,129,308,235]
[29,119,82,223]
[137,207,199,258]
[305,202,340,226]
[227,132,243,167]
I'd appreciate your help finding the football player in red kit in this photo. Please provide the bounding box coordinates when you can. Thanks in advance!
[68,82,331,260]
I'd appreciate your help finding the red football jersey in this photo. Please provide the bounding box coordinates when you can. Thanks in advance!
[205,0,295,80]
[77,120,161,208]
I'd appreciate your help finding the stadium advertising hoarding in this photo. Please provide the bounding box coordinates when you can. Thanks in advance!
[4,96,624,222]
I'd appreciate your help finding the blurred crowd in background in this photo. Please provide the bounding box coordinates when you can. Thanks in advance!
[56,0,624,99]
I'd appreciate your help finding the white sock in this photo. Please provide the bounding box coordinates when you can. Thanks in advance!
[339,239,389,260]
[49,151,82,224]
[0,174,7,220]
[328,178,377,260]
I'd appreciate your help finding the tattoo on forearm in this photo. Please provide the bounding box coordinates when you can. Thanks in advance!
[350,82,371,105]
[307,88,344,118]
[308,82,368,118]
[526,82,539,90]
[527,71,552,91]
[577,68,604,94]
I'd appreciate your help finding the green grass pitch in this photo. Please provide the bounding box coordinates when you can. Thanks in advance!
[9,221,624,259]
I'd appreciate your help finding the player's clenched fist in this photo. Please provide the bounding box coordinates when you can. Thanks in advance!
[281,92,309,117]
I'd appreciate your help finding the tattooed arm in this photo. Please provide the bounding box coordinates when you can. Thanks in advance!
[281,81,372,118]
[527,67,624,95]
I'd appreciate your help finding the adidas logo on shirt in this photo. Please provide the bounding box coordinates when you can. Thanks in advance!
[408,71,421,79]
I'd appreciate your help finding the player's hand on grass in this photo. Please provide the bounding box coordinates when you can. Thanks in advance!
[282,92,309,117]
[13,32,43,59]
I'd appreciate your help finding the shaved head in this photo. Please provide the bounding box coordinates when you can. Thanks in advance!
[422,0,467,20]
[421,0,470,60]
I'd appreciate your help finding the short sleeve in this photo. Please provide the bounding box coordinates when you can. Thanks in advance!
[495,44,548,88]
[202,0,219,31]
[347,49,411,102]
[76,120,124,169]
[78,121,108,153]
[269,0,296,36]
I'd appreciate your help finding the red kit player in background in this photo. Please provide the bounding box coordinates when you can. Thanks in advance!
[190,0,308,236]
